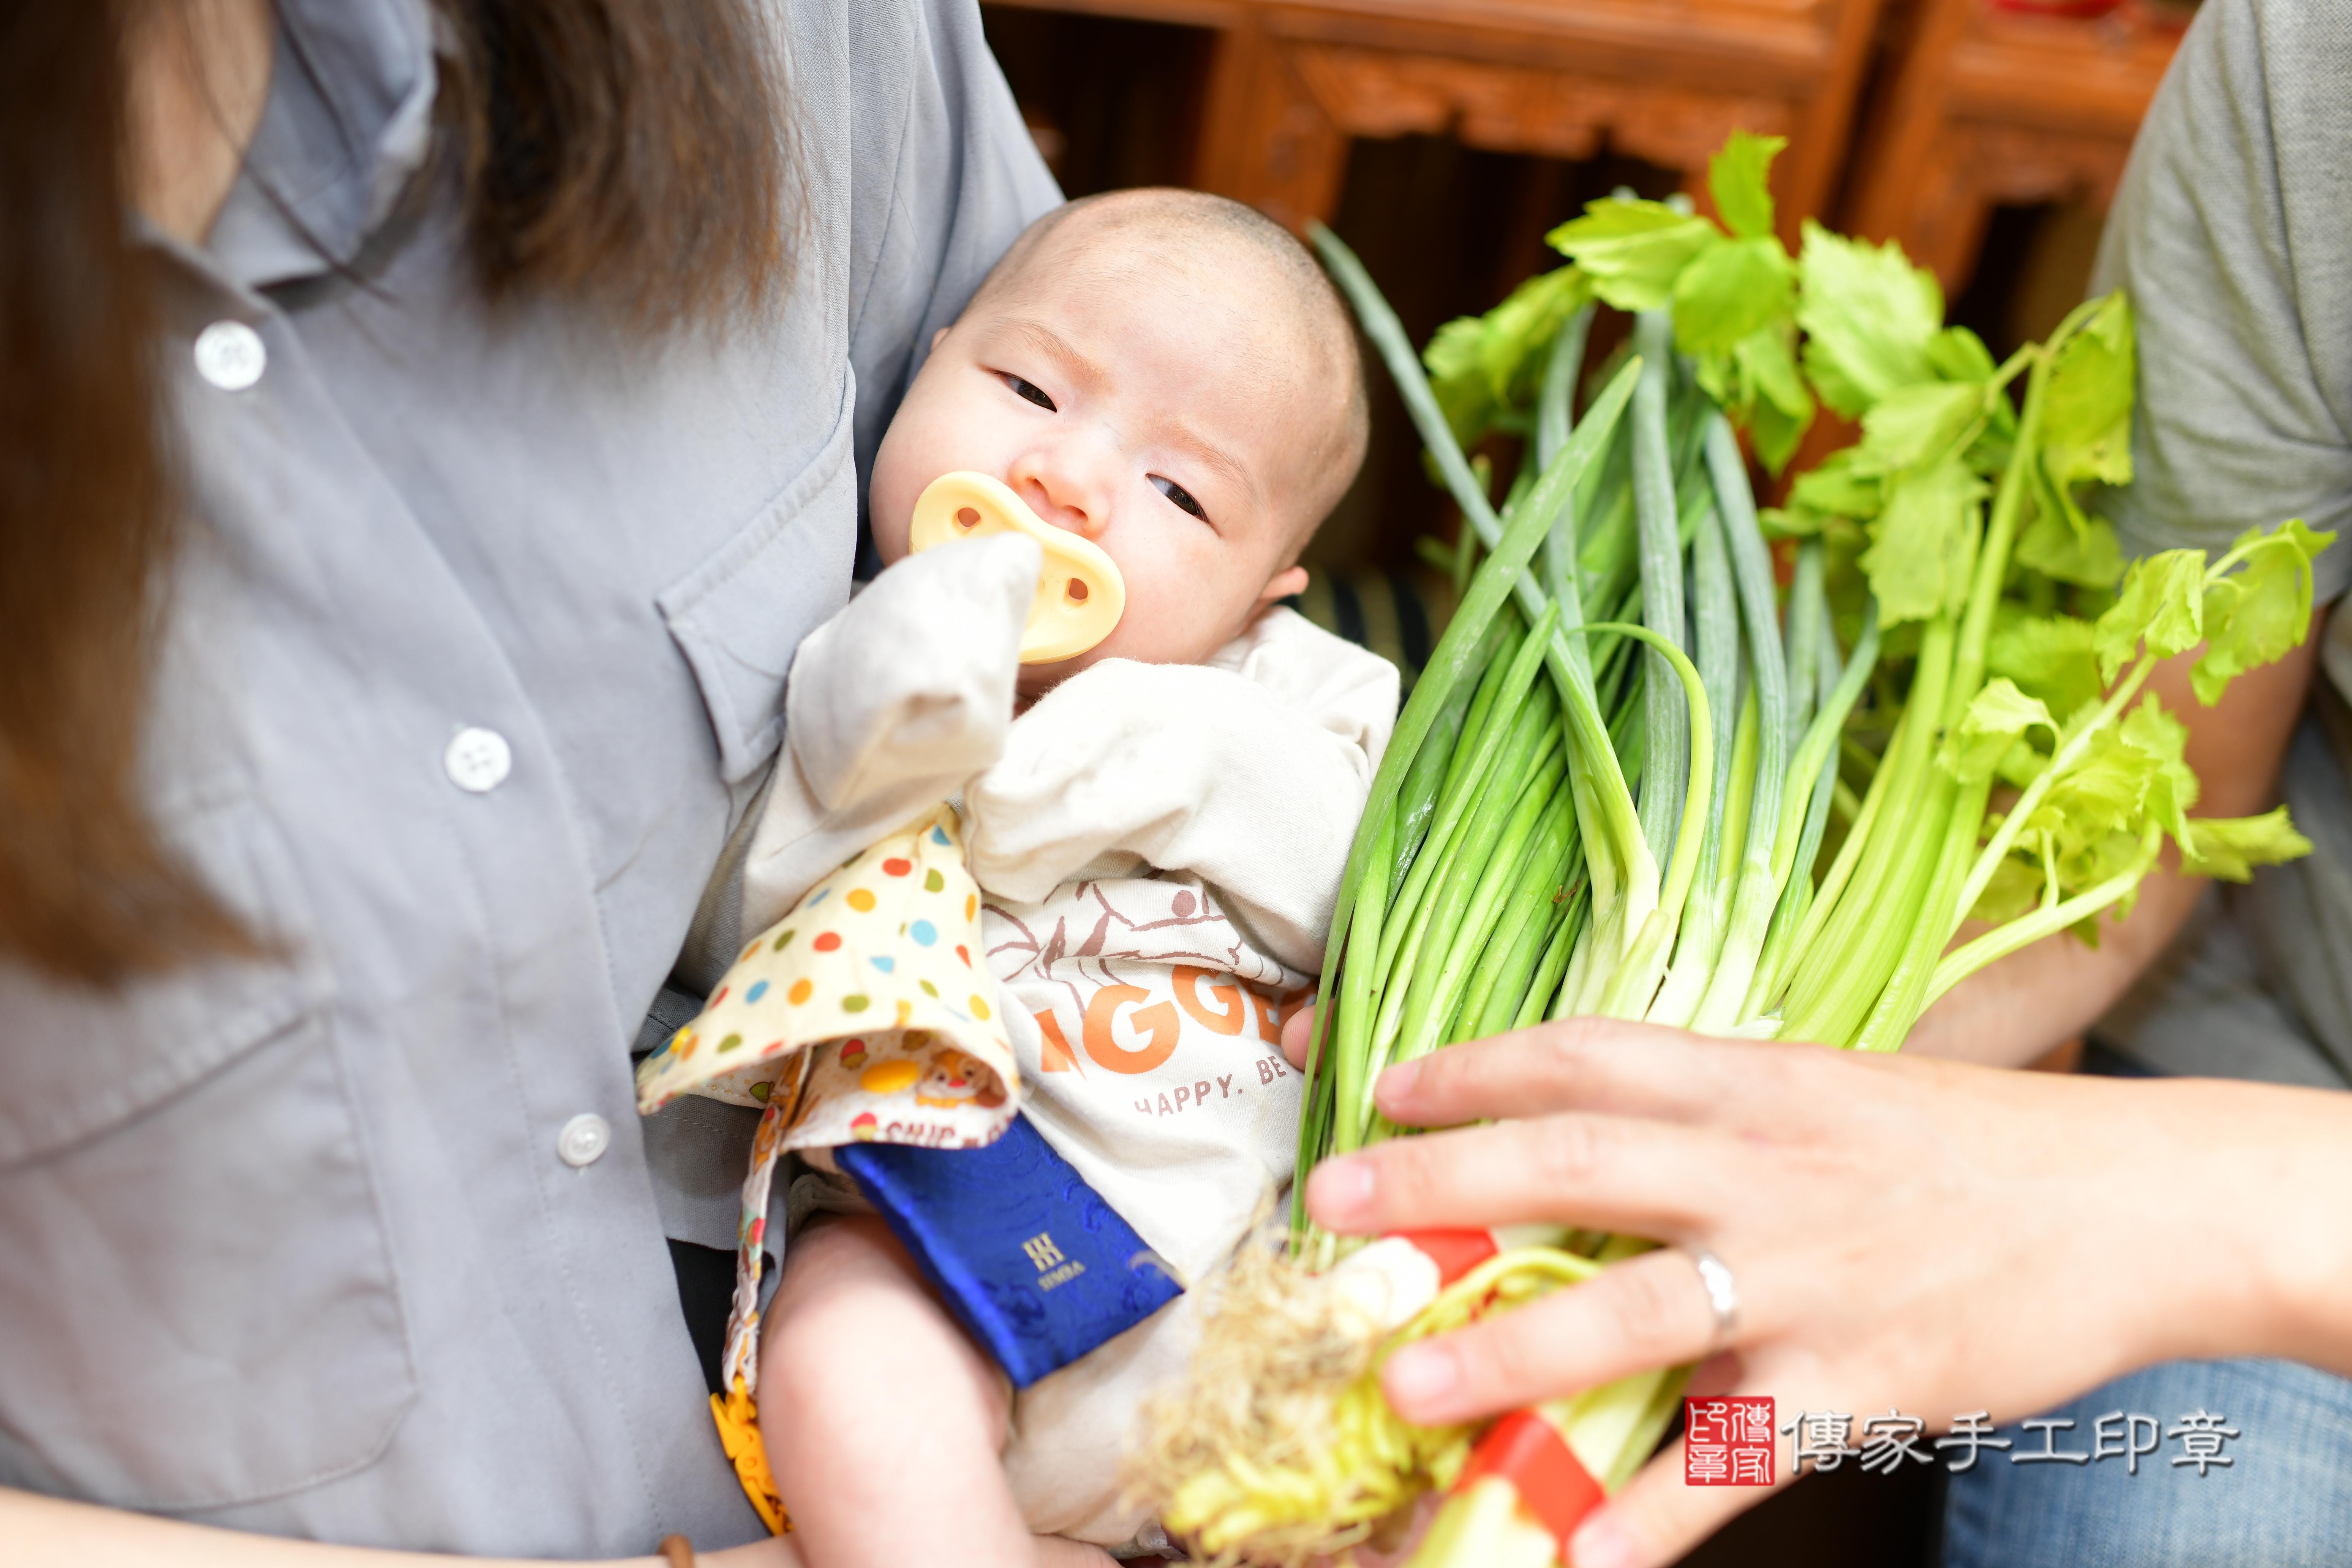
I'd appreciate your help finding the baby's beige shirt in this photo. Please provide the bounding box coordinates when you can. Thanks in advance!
[740,534,1396,1543]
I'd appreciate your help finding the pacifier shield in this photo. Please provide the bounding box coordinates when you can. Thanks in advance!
[909,471,1126,664]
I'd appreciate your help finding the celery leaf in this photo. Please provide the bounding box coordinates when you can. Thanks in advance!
[1941,678,2056,783]
[1708,131,1785,241]
[1927,325,1998,384]
[1740,326,1815,472]
[1970,852,2046,925]
[1424,266,1594,447]
[1673,236,1795,355]
[1862,454,1985,623]
[2026,730,2147,860]
[1549,200,1718,314]
[2191,520,2336,704]
[2120,694,2197,843]
[1853,381,1985,476]
[1987,608,2104,720]
[1698,322,1815,474]
[1759,504,1825,539]
[2092,549,2206,680]
[2179,806,2314,881]
[2039,292,2135,490]
[1789,448,1881,518]
[1795,223,1944,417]
[2014,478,2127,588]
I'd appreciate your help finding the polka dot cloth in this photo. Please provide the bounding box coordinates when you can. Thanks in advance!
[634,804,1018,1145]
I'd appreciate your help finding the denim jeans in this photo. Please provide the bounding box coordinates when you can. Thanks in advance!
[1941,1357,2352,1567]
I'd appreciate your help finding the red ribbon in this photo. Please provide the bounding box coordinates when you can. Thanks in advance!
[1389,1227,1499,1286]
[1452,1409,1606,1552]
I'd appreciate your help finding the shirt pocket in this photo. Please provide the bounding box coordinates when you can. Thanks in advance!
[0,785,418,1511]
[659,372,859,785]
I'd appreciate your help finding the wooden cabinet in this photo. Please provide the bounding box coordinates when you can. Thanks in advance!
[988,1,1889,240]
[1843,0,2186,292]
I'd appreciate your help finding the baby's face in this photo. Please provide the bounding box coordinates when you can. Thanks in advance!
[870,238,1332,696]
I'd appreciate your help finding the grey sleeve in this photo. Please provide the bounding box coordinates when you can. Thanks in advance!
[2089,0,2352,604]
[844,0,1063,519]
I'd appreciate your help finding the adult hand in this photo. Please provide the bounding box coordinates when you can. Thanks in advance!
[1288,1017,2352,1568]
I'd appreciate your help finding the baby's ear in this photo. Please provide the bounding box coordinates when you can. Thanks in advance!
[1258,564,1309,606]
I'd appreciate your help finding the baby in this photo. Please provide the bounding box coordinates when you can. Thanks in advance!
[708,189,1392,1564]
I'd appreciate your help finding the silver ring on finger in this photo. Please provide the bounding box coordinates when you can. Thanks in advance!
[1684,1246,1740,1352]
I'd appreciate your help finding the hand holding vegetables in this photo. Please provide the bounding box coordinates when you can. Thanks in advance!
[1302,1021,2352,1568]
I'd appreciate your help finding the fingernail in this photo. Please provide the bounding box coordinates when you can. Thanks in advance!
[1571,1514,1641,1568]
[1382,1343,1458,1410]
[1307,1157,1373,1219]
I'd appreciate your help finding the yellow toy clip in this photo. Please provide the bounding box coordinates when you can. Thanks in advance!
[909,471,1125,664]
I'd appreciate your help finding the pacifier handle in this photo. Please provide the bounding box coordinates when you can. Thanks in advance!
[908,472,1127,665]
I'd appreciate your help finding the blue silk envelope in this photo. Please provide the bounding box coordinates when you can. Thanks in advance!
[835,1114,1184,1388]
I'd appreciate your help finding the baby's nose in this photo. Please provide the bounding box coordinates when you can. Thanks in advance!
[1009,449,1111,541]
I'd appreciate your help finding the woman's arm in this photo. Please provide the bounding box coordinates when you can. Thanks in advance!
[1904,615,2323,1068]
[1300,1023,2352,1568]
[0,1489,798,1568]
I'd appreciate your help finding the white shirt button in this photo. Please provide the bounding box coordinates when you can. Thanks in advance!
[557,1113,611,1168]
[442,726,512,793]
[193,320,267,391]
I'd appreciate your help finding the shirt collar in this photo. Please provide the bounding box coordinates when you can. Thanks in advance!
[207,0,438,291]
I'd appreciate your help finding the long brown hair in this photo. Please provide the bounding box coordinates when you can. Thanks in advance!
[0,0,792,986]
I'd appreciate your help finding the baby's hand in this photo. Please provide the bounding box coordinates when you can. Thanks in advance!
[786,531,1038,811]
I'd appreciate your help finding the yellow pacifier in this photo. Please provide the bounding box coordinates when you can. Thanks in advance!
[909,472,1126,664]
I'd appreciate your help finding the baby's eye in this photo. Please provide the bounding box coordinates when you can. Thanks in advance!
[1151,474,1209,522]
[1005,374,1056,412]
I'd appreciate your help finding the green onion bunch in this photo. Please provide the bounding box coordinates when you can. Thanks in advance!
[1296,132,2328,1209]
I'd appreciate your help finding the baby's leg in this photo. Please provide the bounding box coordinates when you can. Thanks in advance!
[760,1214,1037,1567]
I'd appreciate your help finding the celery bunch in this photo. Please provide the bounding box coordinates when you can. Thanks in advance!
[1282,133,2327,1563]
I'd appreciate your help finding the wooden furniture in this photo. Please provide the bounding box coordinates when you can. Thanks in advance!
[1843,0,2186,292]
[986,1,1890,243]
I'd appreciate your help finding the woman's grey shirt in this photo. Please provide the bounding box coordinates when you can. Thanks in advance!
[0,0,1056,1552]
[2091,0,2352,1086]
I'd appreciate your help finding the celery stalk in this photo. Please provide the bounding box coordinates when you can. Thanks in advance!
[1854,773,1992,1051]
[1776,615,1956,1037]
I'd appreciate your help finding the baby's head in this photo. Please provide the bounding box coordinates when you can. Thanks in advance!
[870,189,1368,695]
